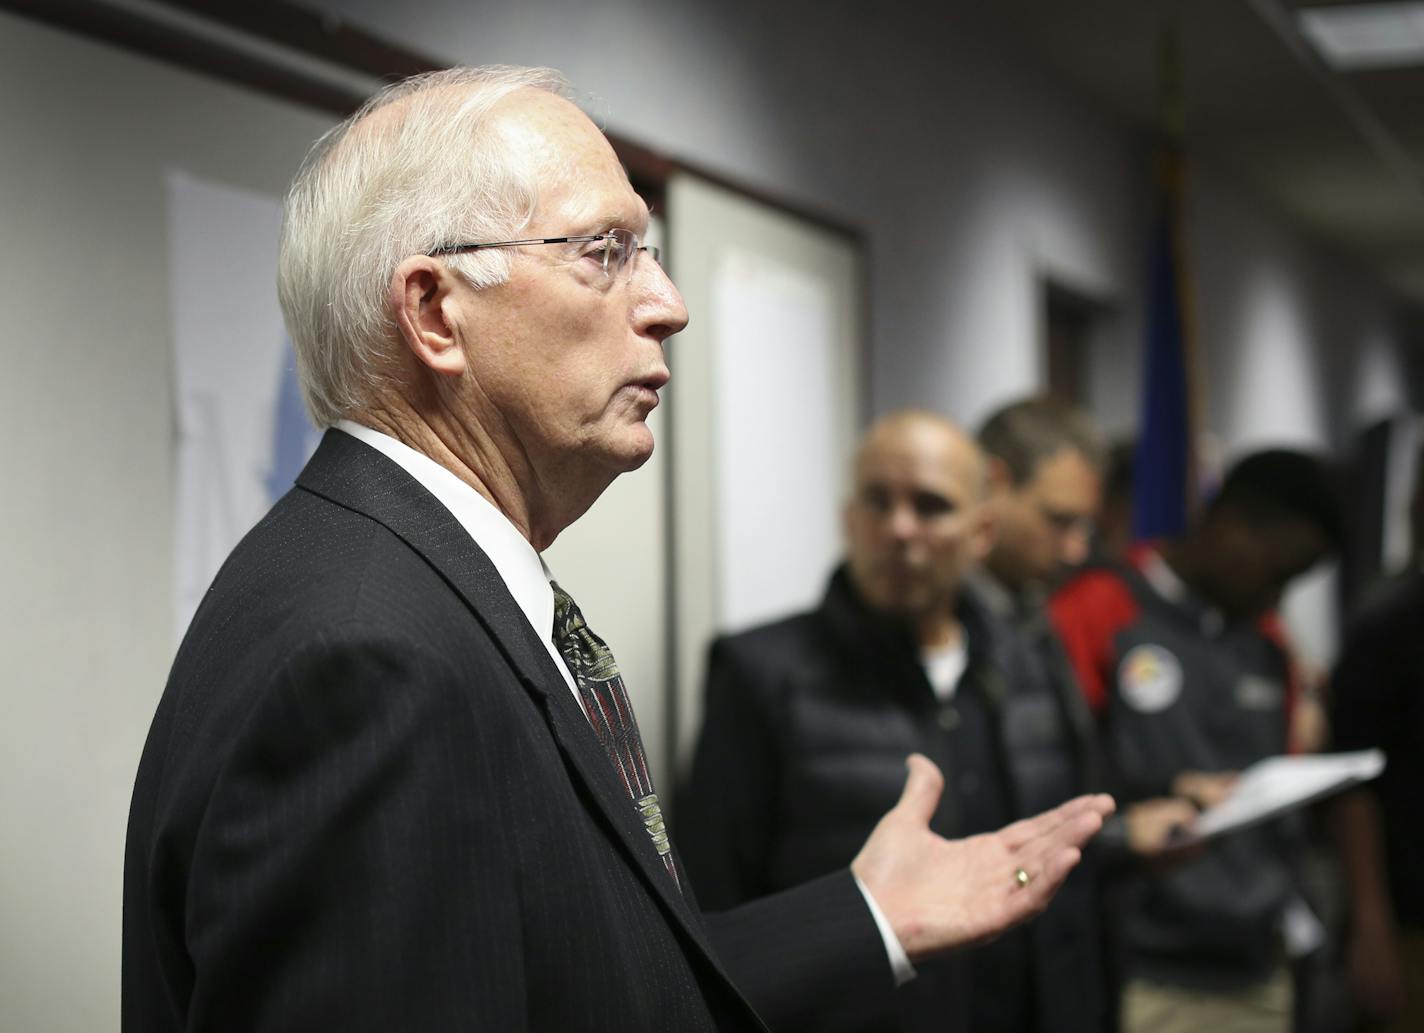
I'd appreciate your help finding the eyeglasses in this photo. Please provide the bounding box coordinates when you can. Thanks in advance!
[427,227,659,280]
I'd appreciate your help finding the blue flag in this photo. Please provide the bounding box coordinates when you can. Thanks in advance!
[1133,25,1196,542]
[1132,192,1192,540]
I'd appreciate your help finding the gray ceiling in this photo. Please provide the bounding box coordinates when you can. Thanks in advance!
[975,0,1424,310]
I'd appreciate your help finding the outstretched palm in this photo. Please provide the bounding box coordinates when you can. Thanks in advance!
[851,754,1114,961]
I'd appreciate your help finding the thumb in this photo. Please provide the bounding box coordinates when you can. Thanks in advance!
[894,753,945,826]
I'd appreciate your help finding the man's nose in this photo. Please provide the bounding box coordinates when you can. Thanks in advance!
[888,502,919,541]
[634,258,689,342]
[1060,525,1091,567]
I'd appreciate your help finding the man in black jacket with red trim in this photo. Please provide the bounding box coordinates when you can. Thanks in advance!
[1051,449,1343,1033]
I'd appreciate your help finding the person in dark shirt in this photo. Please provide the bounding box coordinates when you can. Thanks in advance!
[1052,449,1344,1033]
[1330,456,1424,1032]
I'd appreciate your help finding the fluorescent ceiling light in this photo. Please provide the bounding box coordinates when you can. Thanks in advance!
[1297,2,1424,70]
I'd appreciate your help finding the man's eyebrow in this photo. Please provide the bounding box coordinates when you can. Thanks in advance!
[570,210,645,235]
[567,192,650,236]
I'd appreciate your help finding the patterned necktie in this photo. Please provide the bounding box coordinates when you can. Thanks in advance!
[550,581,680,891]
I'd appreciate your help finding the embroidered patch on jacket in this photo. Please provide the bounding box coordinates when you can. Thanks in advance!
[1118,644,1184,713]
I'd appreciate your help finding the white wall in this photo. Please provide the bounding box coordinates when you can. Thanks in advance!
[0,13,334,1032]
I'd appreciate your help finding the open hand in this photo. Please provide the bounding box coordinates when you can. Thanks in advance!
[851,754,1114,961]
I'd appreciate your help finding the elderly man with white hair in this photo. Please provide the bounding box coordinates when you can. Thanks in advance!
[122,66,1112,1033]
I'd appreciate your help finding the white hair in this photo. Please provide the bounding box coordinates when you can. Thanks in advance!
[277,65,576,427]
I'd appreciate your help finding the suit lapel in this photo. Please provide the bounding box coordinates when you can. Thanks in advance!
[295,431,723,963]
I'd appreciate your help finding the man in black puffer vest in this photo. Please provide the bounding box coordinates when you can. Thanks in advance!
[681,409,1106,1033]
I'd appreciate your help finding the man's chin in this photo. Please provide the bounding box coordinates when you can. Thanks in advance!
[862,583,930,620]
[621,449,654,472]
[603,426,656,473]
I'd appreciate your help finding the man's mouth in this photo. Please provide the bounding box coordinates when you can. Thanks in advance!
[627,382,661,410]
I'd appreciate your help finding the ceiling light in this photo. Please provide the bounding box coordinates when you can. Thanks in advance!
[1297,2,1424,70]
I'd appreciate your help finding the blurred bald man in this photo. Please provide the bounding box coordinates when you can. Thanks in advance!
[682,410,1104,1033]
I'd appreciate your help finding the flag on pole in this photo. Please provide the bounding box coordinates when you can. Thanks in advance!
[1133,24,1200,540]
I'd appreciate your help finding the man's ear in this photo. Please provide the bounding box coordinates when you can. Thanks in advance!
[985,456,1014,496]
[389,256,467,377]
[972,499,999,562]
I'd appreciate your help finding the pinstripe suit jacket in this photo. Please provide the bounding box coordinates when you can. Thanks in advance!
[122,430,892,1033]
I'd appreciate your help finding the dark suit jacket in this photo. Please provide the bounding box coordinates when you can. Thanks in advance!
[123,431,892,1033]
